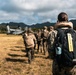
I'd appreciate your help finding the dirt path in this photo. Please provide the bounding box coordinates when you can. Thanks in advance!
[0,34,53,75]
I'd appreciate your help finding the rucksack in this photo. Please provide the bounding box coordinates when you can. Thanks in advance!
[54,28,76,67]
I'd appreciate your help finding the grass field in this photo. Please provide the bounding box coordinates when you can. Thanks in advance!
[0,34,53,75]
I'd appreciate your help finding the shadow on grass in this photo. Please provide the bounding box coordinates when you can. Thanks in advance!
[5,57,27,63]
[10,49,26,53]
[8,53,26,57]
[34,55,46,59]
[10,49,21,51]
[21,49,26,53]
[14,46,23,48]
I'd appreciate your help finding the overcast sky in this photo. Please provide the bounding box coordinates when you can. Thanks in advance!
[0,0,76,25]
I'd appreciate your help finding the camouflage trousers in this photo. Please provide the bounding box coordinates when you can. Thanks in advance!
[43,39,48,55]
[37,40,43,52]
[47,46,54,59]
[52,59,76,75]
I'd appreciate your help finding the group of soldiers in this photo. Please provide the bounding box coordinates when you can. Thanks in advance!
[22,12,76,75]
[22,26,57,59]
[34,26,57,57]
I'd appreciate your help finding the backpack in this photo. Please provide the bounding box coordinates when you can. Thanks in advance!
[54,28,76,67]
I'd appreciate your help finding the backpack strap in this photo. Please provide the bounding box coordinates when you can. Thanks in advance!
[55,29,65,47]
[67,33,73,52]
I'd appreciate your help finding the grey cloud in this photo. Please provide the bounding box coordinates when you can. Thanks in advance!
[0,0,76,24]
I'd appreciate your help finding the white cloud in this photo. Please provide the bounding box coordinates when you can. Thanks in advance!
[0,11,19,20]
[0,0,76,24]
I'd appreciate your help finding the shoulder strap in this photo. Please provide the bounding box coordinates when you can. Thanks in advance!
[57,29,65,44]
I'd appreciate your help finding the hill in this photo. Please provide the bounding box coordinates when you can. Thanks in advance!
[0,19,76,29]
[29,22,55,28]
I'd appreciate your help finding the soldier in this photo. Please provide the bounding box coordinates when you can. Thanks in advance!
[41,26,49,55]
[52,12,76,75]
[47,26,57,59]
[36,29,43,53]
[23,28,36,63]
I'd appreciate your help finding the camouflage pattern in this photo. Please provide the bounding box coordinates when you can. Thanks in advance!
[47,30,57,49]
[43,39,47,55]
[36,29,42,52]
[47,47,54,59]
[42,29,49,55]
[47,29,57,59]
[52,59,76,75]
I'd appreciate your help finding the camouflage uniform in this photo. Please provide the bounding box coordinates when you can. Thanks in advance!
[53,23,76,75]
[42,26,49,55]
[52,59,76,75]
[52,12,76,75]
[36,29,43,53]
[23,29,36,59]
[47,26,57,59]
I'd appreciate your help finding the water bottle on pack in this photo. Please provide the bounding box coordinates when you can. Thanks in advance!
[56,47,62,55]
